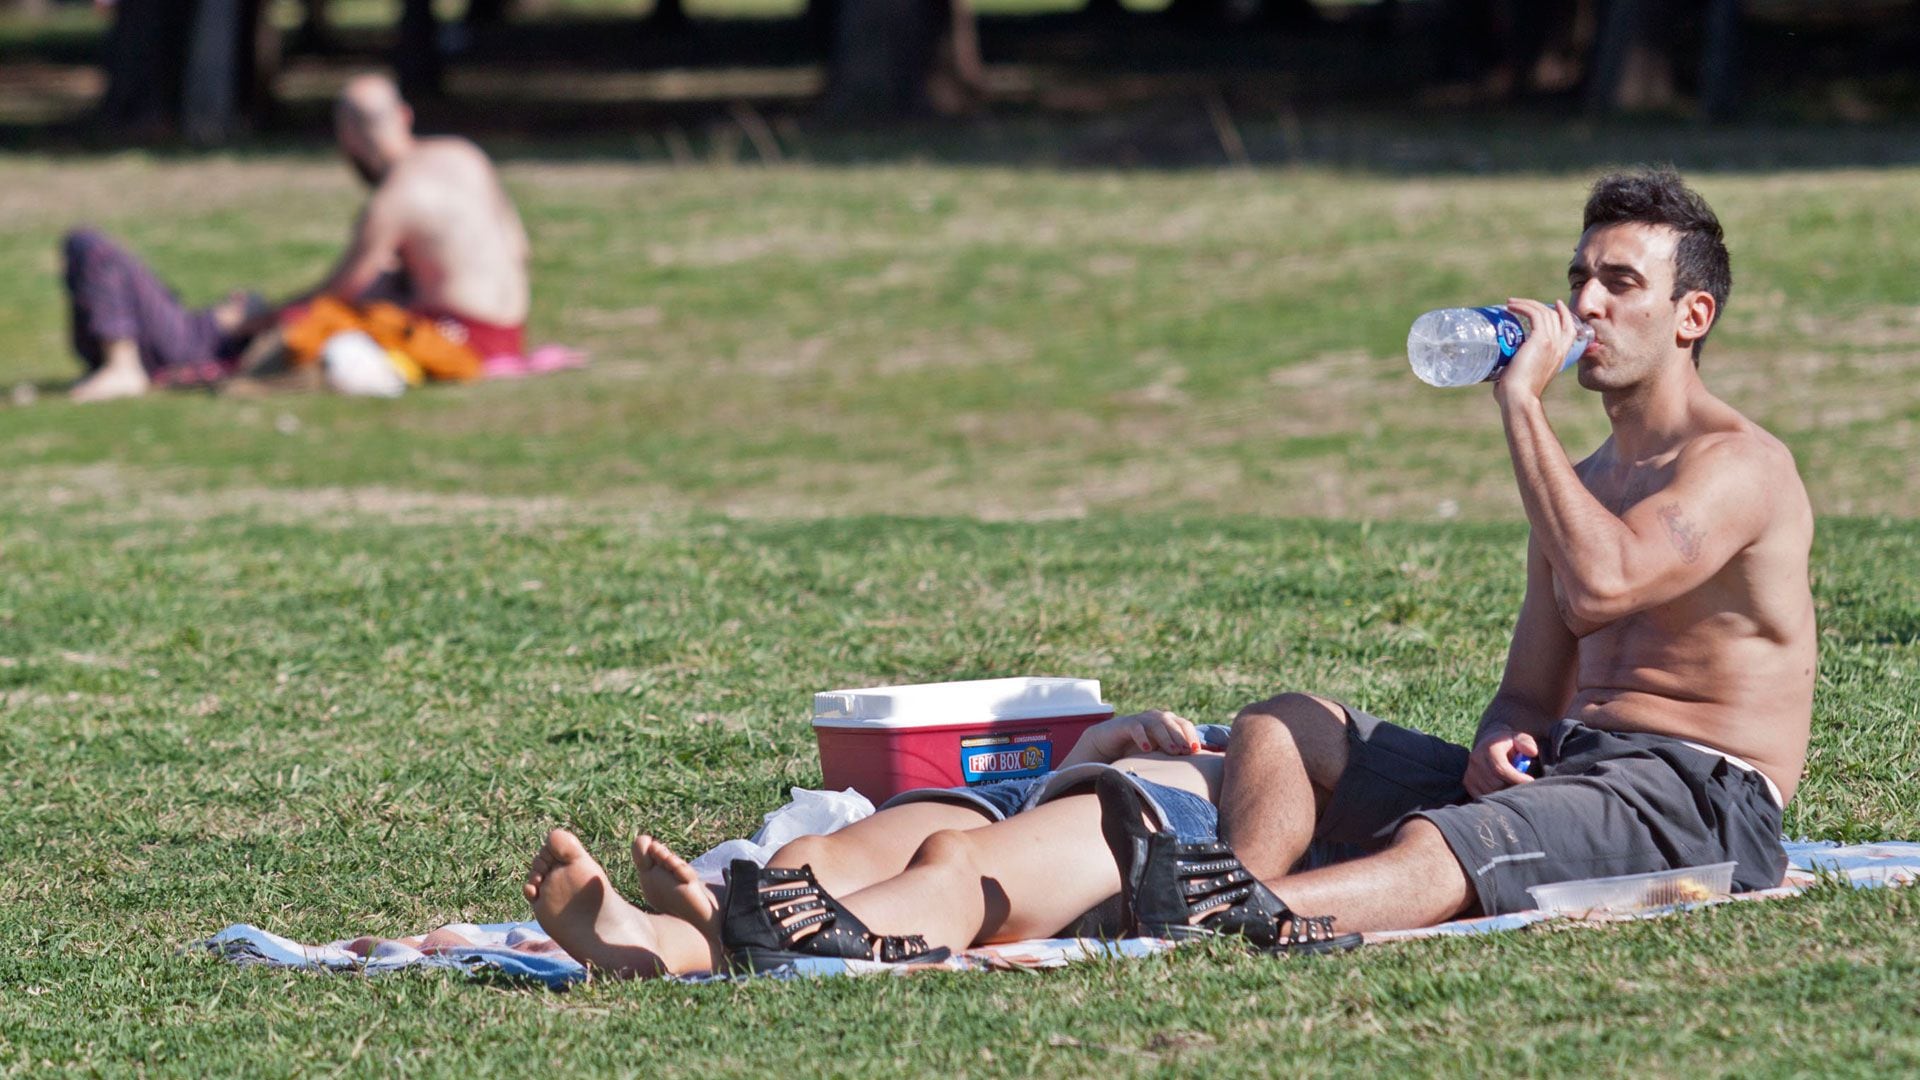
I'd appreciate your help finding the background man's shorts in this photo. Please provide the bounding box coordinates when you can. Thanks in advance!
[1318,703,1789,916]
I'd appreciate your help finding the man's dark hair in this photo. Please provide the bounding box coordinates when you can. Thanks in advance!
[1583,168,1731,363]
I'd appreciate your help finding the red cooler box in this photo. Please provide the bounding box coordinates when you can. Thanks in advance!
[813,677,1114,803]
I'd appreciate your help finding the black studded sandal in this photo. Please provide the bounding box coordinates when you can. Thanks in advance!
[1095,771,1361,956]
[719,859,952,972]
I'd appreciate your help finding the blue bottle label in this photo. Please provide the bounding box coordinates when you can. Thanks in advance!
[1476,306,1527,361]
[1474,306,1586,378]
[960,732,1053,785]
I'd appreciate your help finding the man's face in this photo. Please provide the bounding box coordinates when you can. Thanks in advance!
[1566,222,1692,391]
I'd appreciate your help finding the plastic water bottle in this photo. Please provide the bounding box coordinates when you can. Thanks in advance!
[1407,306,1594,387]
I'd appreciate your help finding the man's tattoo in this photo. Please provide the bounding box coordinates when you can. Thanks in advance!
[1658,502,1704,564]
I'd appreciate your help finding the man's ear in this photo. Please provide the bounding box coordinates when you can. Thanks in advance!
[1676,289,1716,350]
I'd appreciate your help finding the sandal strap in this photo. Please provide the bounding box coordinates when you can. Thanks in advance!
[1174,855,1243,877]
[1180,867,1255,898]
[756,865,815,883]
[874,934,934,963]
[1279,914,1343,944]
[759,884,818,904]
[776,909,836,945]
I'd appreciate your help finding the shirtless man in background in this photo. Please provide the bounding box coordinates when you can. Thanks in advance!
[1102,167,1817,942]
[64,73,529,400]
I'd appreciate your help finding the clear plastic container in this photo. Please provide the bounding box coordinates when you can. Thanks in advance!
[1526,862,1737,914]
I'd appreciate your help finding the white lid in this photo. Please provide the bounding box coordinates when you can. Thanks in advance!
[812,677,1109,730]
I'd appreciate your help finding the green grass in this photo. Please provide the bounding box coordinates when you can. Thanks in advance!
[1,147,1919,1075]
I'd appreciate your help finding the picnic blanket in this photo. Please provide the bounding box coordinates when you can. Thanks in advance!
[196,791,1920,990]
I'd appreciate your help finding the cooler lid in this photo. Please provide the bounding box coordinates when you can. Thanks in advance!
[811,677,1110,730]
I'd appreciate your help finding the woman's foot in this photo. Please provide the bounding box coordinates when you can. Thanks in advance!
[69,359,150,402]
[632,834,724,969]
[524,828,680,979]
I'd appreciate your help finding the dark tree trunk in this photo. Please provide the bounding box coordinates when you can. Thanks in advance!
[1585,0,1674,114]
[823,0,980,118]
[648,0,687,28]
[395,0,444,99]
[1698,0,1742,121]
[99,0,197,132]
[292,0,334,53]
[182,0,243,143]
[804,0,840,55]
[1163,0,1221,24]
[1258,0,1320,28]
[465,0,512,27]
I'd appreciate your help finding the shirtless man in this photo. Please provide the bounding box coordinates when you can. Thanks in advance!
[523,167,1812,974]
[64,73,529,400]
[1108,167,1815,940]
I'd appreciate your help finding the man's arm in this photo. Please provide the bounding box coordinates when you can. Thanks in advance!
[1495,299,1774,627]
[273,193,406,315]
[1465,534,1577,795]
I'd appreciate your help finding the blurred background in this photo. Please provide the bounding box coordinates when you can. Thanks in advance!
[4,0,1918,152]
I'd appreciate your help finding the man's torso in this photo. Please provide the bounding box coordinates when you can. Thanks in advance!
[1558,415,1816,802]
[376,138,530,327]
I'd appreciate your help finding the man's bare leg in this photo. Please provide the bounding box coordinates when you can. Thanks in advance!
[1263,819,1474,933]
[827,755,1223,954]
[1218,693,1352,878]
[70,339,149,402]
[524,828,714,978]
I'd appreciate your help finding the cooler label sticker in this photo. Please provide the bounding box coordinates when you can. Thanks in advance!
[1476,306,1526,358]
[960,732,1052,785]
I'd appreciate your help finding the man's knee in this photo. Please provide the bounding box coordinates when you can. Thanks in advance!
[1231,692,1351,788]
[62,227,108,270]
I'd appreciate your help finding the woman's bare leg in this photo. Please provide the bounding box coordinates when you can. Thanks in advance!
[829,754,1224,954]
[533,799,997,977]
[765,800,998,894]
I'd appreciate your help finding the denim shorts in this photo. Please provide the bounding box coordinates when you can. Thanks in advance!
[879,761,1218,844]
[878,775,1045,821]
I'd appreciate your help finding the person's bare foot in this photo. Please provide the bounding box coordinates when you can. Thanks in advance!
[632,834,724,968]
[69,362,150,402]
[524,828,673,979]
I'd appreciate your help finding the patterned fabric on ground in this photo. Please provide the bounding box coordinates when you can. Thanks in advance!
[193,840,1920,988]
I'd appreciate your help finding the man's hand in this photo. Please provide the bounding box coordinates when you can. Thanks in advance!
[1465,724,1538,797]
[1497,298,1581,402]
[1077,709,1203,763]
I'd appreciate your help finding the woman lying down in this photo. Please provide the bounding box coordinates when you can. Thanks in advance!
[516,709,1359,979]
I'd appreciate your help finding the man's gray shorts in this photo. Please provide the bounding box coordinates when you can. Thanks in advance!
[1317,704,1788,916]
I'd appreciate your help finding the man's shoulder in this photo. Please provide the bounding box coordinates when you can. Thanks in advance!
[388,138,496,185]
[1678,422,1810,538]
[1680,421,1795,478]
[417,134,489,158]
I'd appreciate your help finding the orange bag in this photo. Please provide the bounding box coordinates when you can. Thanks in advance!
[282,297,483,382]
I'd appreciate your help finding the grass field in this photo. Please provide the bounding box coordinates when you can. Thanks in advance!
[2,140,1919,1076]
